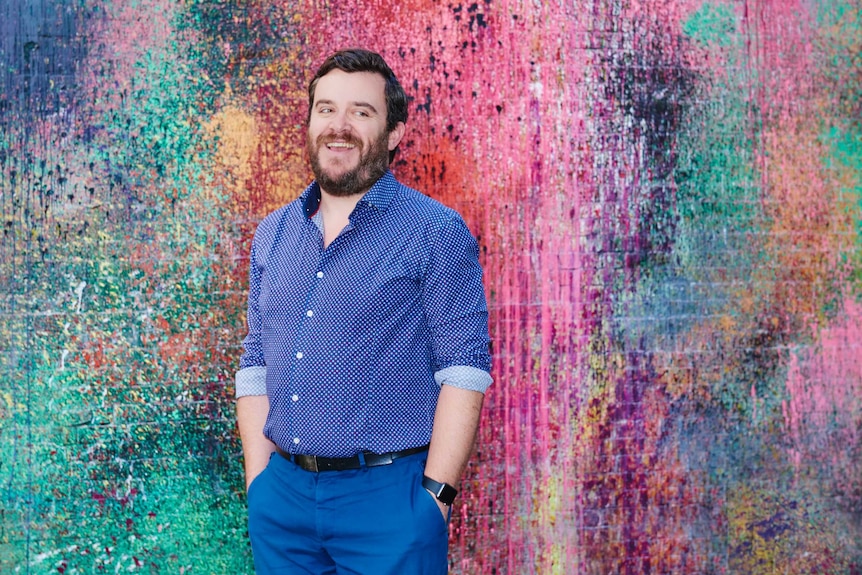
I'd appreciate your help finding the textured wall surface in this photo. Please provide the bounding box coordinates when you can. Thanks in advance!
[2,1,861,573]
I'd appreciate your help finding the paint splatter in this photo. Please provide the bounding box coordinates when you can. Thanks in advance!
[1,0,860,573]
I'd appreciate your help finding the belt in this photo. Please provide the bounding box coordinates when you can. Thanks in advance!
[275,444,429,473]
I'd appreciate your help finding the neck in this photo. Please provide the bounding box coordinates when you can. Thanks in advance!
[318,187,367,217]
[320,188,368,207]
[317,187,367,248]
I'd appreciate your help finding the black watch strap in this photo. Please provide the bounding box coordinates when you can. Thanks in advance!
[422,475,458,506]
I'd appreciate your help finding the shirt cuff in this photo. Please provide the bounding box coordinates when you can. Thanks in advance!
[235,366,267,398]
[434,365,493,393]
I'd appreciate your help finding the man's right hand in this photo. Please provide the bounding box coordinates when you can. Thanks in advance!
[236,394,277,492]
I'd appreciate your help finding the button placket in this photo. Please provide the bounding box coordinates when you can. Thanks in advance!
[287,258,326,450]
[294,266,320,362]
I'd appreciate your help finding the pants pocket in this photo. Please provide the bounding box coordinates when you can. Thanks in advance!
[414,470,449,532]
[246,456,272,502]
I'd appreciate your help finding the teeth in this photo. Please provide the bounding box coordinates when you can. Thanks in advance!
[327,142,355,149]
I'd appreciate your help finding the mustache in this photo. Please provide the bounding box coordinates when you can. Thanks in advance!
[317,130,362,148]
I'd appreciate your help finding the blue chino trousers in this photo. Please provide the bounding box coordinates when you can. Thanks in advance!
[247,450,449,574]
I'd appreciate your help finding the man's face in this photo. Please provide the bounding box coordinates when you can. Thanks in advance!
[307,69,404,197]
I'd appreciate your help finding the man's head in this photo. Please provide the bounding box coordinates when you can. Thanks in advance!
[308,49,408,137]
[306,49,408,196]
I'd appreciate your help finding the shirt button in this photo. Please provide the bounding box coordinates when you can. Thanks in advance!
[316,271,324,278]
[306,310,313,317]
[293,437,300,445]
[295,352,303,359]
[292,394,299,402]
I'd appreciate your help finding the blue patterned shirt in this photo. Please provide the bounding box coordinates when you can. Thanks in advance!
[236,171,492,457]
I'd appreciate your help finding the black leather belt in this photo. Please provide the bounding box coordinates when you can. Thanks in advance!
[275,444,429,472]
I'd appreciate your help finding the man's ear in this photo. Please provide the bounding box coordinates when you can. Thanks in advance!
[388,122,406,151]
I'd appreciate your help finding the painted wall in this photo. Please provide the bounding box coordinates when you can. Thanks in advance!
[2,1,860,573]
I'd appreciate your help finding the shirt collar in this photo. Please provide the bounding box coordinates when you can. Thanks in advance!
[301,170,398,219]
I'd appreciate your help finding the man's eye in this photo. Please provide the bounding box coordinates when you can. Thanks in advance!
[354,110,368,117]
[319,107,332,114]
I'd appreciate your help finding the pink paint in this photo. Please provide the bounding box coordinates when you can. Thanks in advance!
[78,0,177,112]
[741,0,818,207]
[784,297,862,458]
[205,0,858,572]
[6,0,860,571]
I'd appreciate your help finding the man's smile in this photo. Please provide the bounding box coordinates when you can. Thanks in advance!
[325,142,356,150]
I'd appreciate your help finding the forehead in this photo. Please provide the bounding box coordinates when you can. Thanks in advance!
[312,69,387,105]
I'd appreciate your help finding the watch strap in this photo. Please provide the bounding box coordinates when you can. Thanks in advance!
[422,475,458,506]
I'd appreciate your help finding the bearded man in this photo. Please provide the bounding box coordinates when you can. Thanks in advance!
[235,48,492,575]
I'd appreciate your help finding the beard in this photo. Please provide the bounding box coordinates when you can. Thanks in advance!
[308,129,391,197]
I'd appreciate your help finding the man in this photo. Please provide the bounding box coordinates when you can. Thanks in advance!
[235,48,492,575]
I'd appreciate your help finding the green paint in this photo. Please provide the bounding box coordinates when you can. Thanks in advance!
[827,125,862,291]
[682,2,737,47]
[0,3,251,573]
[815,1,862,292]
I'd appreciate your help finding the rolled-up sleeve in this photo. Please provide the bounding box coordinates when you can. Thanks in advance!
[236,237,267,398]
[423,215,492,393]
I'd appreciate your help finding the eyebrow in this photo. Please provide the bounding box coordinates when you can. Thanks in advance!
[315,99,379,115]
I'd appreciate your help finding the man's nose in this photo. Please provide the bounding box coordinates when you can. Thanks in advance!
[328,110,350,132]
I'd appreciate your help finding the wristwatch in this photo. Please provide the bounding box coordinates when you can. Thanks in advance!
[422,475,458,506]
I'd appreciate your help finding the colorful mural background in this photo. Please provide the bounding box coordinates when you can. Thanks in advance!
[1,0,860,573]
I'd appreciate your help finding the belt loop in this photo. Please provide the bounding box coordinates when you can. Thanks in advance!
[357,451,367,467]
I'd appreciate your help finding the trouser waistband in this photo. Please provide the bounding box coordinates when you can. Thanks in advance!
[274,444,429,473]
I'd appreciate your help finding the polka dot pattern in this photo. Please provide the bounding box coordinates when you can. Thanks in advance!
[239,171,491,457]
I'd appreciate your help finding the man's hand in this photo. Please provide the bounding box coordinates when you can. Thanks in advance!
[426,488,450,521]
[237,395,277,491]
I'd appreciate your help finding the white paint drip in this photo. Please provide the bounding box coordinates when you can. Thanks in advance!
[74,280,86,313]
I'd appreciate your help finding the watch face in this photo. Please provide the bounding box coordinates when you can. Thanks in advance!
[438,483,458,505]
